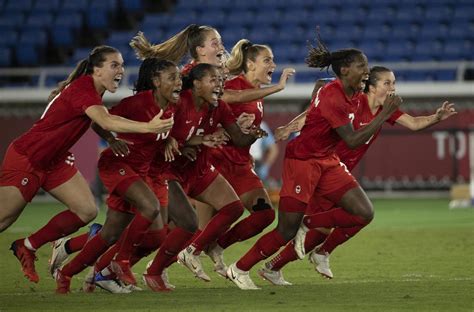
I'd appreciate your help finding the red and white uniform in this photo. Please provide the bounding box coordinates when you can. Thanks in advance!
[279,80,362,212]
[98,90,175,214]
[162,89,236,197]
[0,75,102,201]
[306,94,403,214]
[208,74,264,195]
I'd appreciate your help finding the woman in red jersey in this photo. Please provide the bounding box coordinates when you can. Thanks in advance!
[54,58,180,294]
[191,39,295,277]
[141,63,266,290]
[226,34,405,289]
[260,67,456,285]
[0,46,173,285]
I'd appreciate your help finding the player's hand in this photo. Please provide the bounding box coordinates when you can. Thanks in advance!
[164,137,181,162]
[274,125,292,141]
[148,110,174,134]
[181,146,198,161]
[236,112,255,134]
[249,125,268,139]
[435,101,457,121]
[202,130,229,148]
[108,138,132,157]
[277,68,296,90]
[381,94,403,116]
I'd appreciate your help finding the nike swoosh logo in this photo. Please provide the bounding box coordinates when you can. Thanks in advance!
[230,268,236,280]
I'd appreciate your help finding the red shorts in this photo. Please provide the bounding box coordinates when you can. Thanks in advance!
[146,176,169,207]
[0,144,77,202]
[306,193,337,214]
[165,163,218,198]
[279,155,358,213]
[210,151,263,196]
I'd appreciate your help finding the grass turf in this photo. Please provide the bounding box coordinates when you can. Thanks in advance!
[0,198,473,312]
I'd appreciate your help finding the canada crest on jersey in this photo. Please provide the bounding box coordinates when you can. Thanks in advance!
[256,101,263,115]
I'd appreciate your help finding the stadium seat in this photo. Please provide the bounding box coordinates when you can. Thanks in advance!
[33,0,61,14]
[225,10,255,28]
[16,44,40,66]
[0,29,18,48]
[4,0,33,14]
[106,31,137,48]
[423,5,453,22]
[61,0,89,12]
[24,13,54,31]
[89,0,118,10]
[121,0,143,13]
[141,14,171,28]
[412,40,444,61]
[54,13,83,31]
[51,28,75,47]
[18,30,48,48]
[434,69,456,81]
[86,9,110,30]
[0,47,11,67]
[0,13,25,30]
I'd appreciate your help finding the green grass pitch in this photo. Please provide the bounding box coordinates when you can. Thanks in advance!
[0,198,473,311]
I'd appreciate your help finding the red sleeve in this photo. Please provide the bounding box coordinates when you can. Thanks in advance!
[217,100,237,127]
[319,90,353,129]
[73,77,102,112]
[386,109,404,125]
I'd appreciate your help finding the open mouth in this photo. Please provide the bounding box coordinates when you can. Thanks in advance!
[211,90,220,100]
[113,77,122,87]
[171,88,181,100]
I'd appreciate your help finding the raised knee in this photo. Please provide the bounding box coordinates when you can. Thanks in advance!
[74,203,98,223]
[138,197,160,220]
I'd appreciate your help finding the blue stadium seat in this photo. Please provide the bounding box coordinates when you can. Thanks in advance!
[68,47,92,65]
[221,27,248,47]
[339,9,369,24]
[390,23,419,40]
[89,0,118,10]
[18,29,48,48]
[393,8,419,23]
[366,8,394,23]
[51,28,75,47]
[4,0,33,14]
[277,24,307,44]
[86,9,109,30]
[332,24,363,41]
[423,6,453,22]
[197,9,226,28]
[452,5,474,21]
[121,0,143,13]
[434,69,456,81]
[448,22,473,40]
[247,26,277,46]
[383,41,414,61]
[0,29,18,48]
[106,31,137,47]
[254,9,282,26]
[355,41,386,62]
[0,13,25,29]
[280,9,312,25]
[16,44,40,66]
[225,10,255,27]
[403,70,431,81]
[412,40,443,61]
[311,8,339,25]
[295,70,332,83]
[54,13,83,31]
[61,0,89,12]
[0,47,12,67]
[232,0,260,10]
[419,23,449,40]
[443,39,472,60]
[141,14,171,28]
[33,0,61,13]
[24,13,54,31]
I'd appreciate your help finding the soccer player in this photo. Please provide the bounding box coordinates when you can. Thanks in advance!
[226,34,403,289]
[260,67,456,284]
[54,58,180,294]
[0,46,173,284]
[197,39,295,276]
[142,63,266,289]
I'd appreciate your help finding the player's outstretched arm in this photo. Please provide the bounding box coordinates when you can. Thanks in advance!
[395,101,457,131]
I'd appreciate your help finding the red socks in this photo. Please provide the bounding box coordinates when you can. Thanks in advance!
[147,227,193,275]
[114,213,153,261]
[130,228,167,265]
[28,210,87,249]
[65,233,89,253]
[266,229,328,270]
[61,234,109,277]
[303,208,369,229]
[236,229,286,271]
[191,201,244,252]
[217,208,275,249]
[320,226,363,253]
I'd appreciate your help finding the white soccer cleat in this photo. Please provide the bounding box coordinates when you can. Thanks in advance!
[94,272,132,294]
[144,260,175,289]
[177,245,211,282]
[206,243,228,278]
[258,267,292,286]
[227,263,260,290]
[49,238,69,276]
[294,224,310,260]
[309,250,333,279]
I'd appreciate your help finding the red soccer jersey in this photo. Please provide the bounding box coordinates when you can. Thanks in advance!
[166,89,236,173]
[217,74,264,165]
[13,75,102,170]
[286,79,361,160]
[336,94,403,171]
[100,90,176,176]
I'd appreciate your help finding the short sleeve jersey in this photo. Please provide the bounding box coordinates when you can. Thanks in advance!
[101,90,176,176]
[336,94,403,171]
[167,89,235,172]
[218,74,264,165]
[13,75,102,170]
[285,79,361,160]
